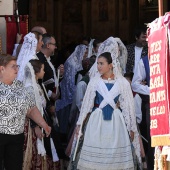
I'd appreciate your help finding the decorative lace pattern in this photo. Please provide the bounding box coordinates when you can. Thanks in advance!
[77,77,99,125]
[23,62,47,163]
[24,63,44,116]
[116,77,141,164]
[17,32,37,82]
[56,44,87,111]
[89,36,126,79]
[114,37,128,74]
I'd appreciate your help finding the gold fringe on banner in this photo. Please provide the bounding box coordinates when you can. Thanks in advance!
[152,135,170,147]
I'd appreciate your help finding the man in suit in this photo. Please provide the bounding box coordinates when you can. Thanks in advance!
[37,33,64,101]
[36,34,65,163]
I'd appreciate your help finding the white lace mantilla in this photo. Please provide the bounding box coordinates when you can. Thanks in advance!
[24,63,45,117]
[56,44,87,111]
[17,32,38,82]
[89,37,127,79]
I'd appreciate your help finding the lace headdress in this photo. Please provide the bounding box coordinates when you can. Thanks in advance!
[56,44,87,111]
[114,37,127,74]
[17,32,37,82]
[89,37,120,78]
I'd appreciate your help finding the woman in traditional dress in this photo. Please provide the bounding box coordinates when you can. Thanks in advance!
[17,32,60,169]
[55,45,88,145]
[71,37,141,170]
[66,57,96,157]
[17,31,43,82]
[23,59,60,170]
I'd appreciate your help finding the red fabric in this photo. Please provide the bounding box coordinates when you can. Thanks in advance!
[5,15,28,55]
[148,15,170,137]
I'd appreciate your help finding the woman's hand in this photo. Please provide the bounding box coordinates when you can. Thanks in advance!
[130,131,134,141]
[27,106,51,137]
[44,126,51,137]
[34,126,44,139]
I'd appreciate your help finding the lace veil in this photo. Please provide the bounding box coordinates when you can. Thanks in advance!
[89,37,122,79]
[114,37,127,74]
[56,44,87,111]
[17,32,37,82]
[24,62,43,115]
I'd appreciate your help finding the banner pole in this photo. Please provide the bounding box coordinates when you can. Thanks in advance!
[158,0,163,17]
[14,0,20,34]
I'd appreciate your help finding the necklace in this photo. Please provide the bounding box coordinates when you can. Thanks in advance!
[108,77,111,82]
[102,74,114,83]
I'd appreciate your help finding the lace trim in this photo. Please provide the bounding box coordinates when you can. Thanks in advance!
[17,32,37,82]
[24,63,44,116]
[56,45,87,111]
[116,77,141,163]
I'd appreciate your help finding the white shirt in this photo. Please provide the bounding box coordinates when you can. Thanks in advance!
[132,59,150,95]
[134,94,142,123]
[46,56,59,97]
[133,46,143,72]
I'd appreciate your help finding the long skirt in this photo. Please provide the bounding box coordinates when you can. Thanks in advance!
[23,118,60,170]
[77,108,134,170]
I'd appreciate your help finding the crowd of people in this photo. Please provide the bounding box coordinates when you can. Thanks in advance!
[0,24,153,170]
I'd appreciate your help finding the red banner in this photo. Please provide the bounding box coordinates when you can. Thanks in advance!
[5,15,28,55]
[148,13,170,146]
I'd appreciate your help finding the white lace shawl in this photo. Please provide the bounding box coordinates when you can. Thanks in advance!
[77,76,141,163]
[56,44,87,111]
[24,62,44,116]
[17,32,37,82]
[24,62,46,157]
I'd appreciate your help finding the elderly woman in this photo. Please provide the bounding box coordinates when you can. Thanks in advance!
[0,54,51,170]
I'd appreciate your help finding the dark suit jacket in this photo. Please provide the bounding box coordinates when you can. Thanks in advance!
[37,52,56,94]
[126,43,148,73]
